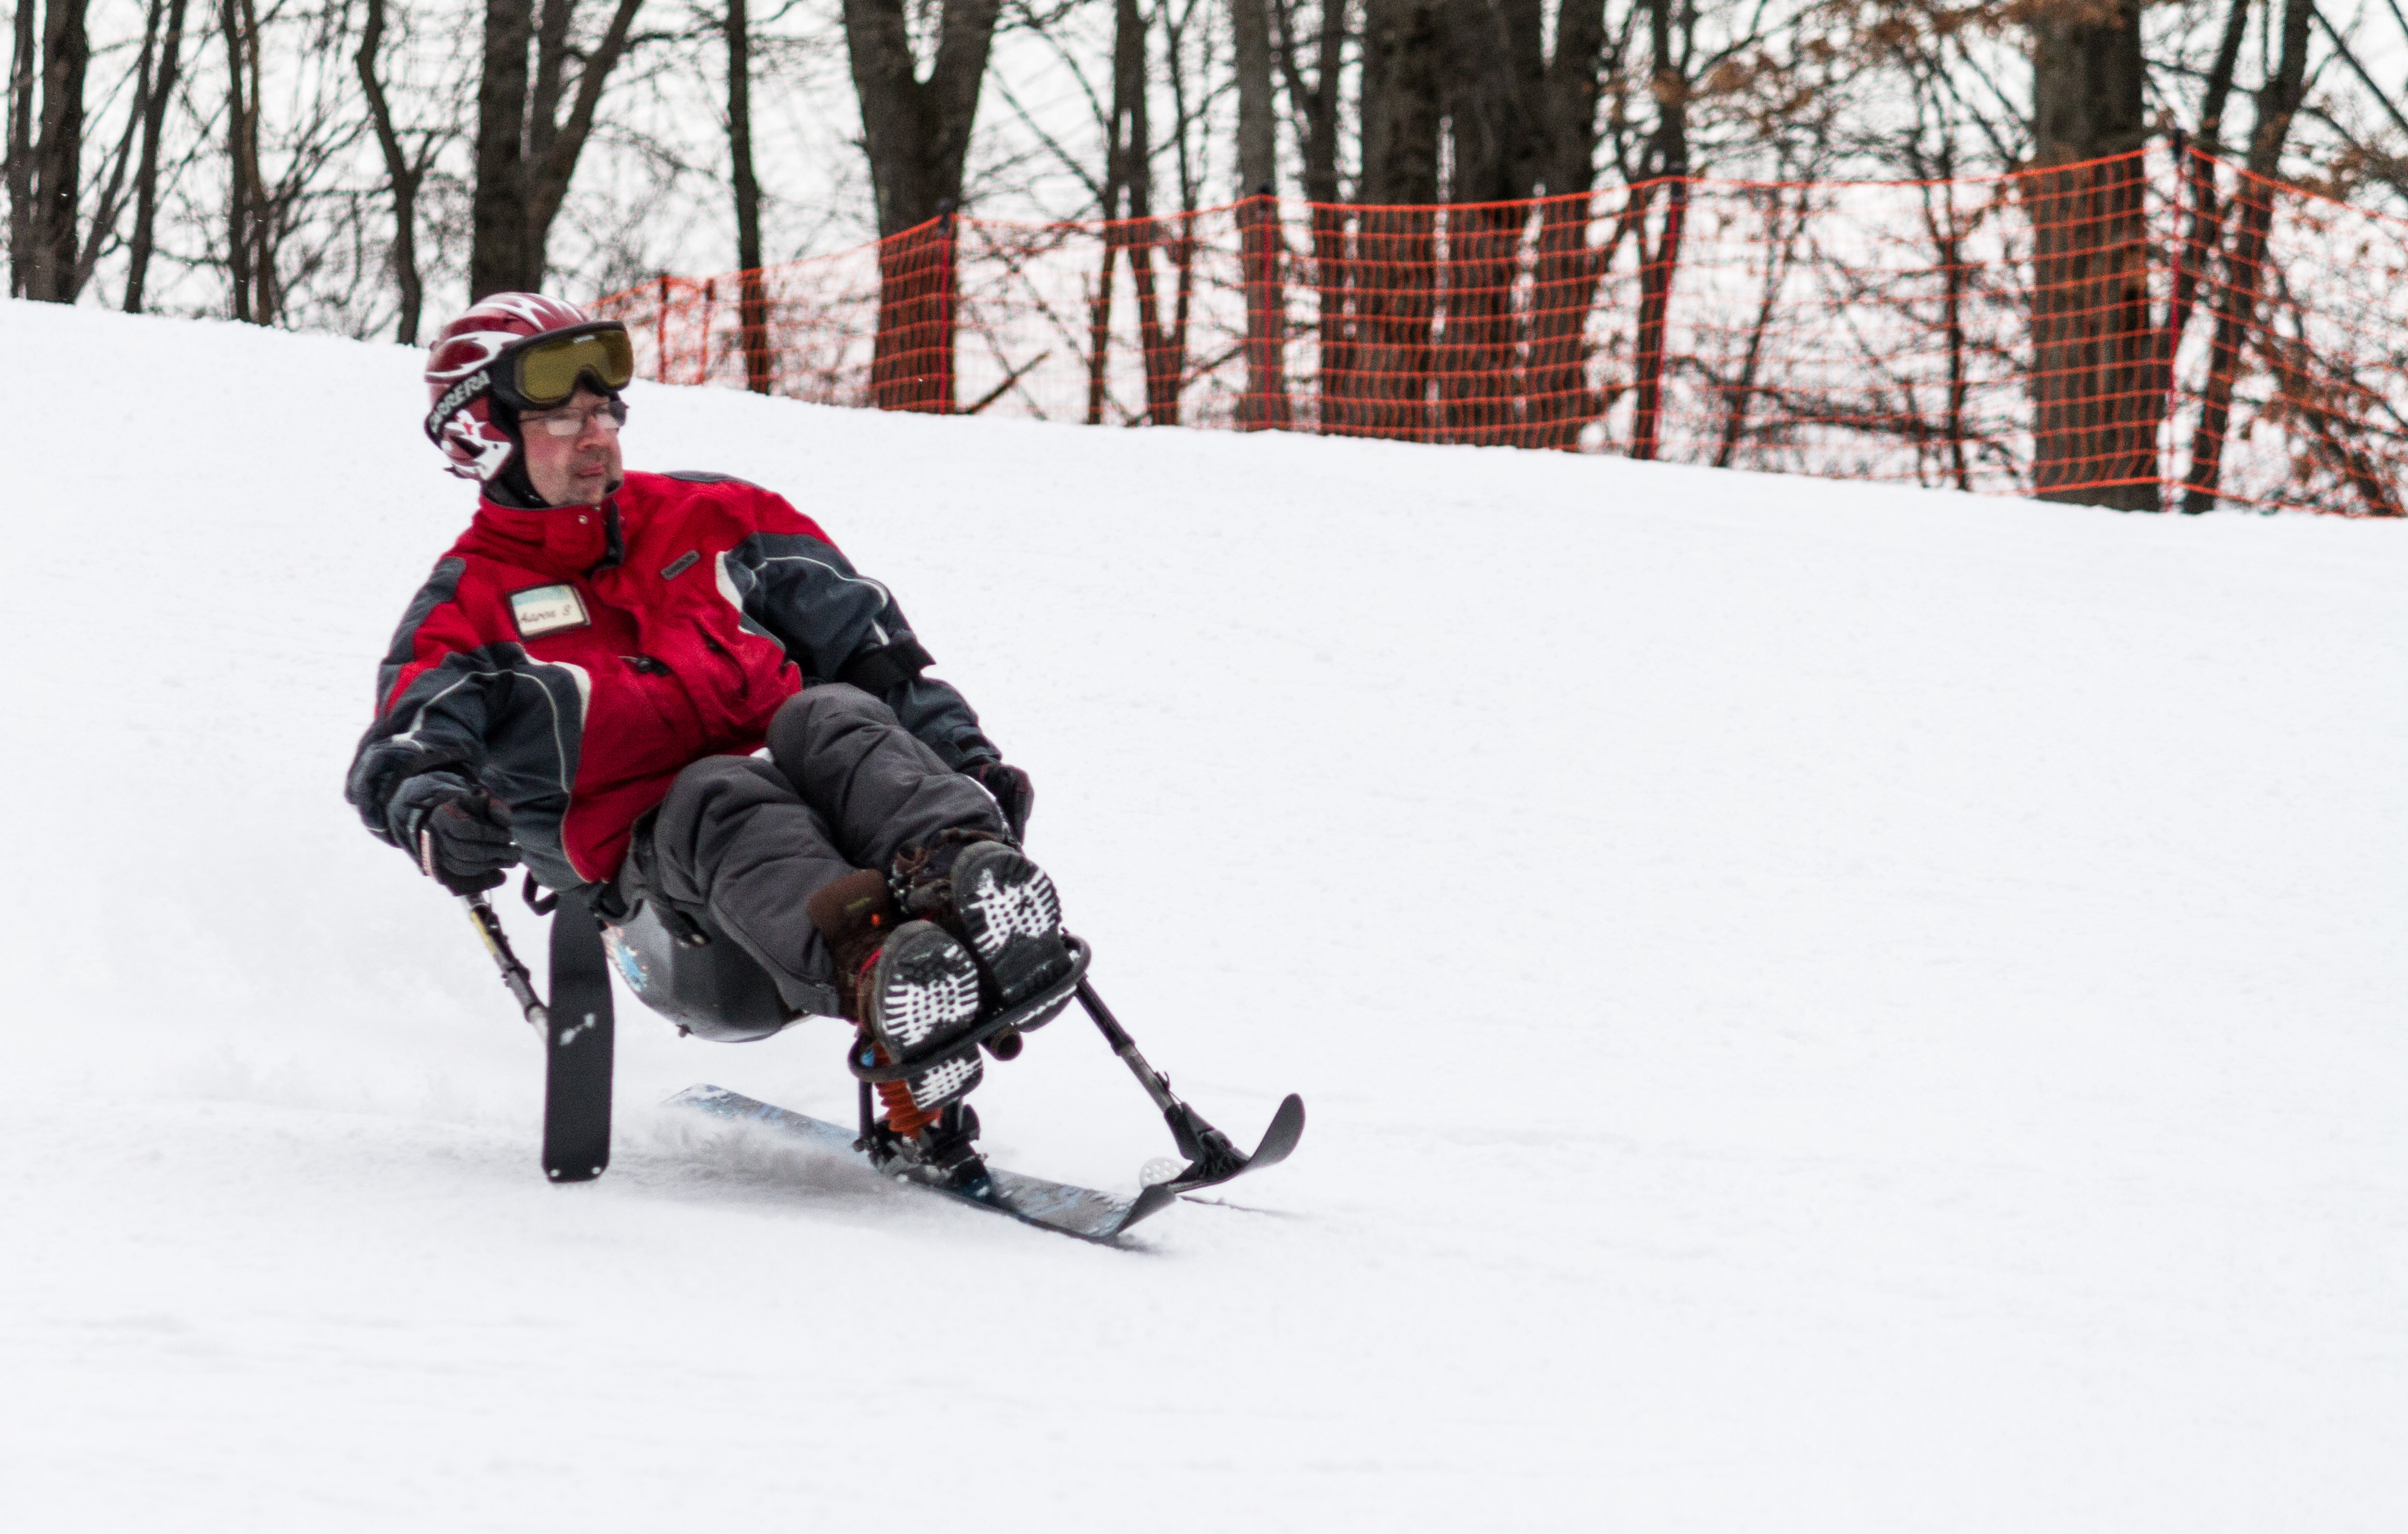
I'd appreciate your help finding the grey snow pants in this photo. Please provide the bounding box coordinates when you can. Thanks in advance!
[623,684,1007,1012]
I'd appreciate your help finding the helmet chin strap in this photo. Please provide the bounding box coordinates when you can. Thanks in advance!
[483,455,551,510]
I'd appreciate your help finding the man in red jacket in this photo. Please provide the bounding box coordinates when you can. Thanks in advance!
[346,294,1065,1159]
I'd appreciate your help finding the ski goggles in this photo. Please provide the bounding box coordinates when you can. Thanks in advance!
[499,322,636,409]
[424,320,636,445]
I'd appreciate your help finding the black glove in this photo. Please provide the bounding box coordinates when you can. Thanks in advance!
[963,758,1033,843]
[386,771,519,895]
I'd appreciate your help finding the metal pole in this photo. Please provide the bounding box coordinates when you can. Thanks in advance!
[1076,978,1242,1171]
[462,892,548,1035]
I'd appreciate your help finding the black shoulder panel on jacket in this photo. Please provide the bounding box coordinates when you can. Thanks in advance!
[663,470,758,487]
[375,557,467,710]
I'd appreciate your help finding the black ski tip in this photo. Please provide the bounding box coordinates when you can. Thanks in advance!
[1115,1180,1180,1235]
[1153,1093,1306,1195]
[1248,1094,1306,1170]
[543,1159,607,1183]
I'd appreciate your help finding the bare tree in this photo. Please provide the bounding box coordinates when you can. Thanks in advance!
[1269,0,1349,428]
[2023,0,2154,508]
[1096,0,1175,420]
[1627,0,1688,459]
[1521,0,1615,447]
[1345,0,1437,432]
[220,0,274,320]
[18,0,180,303]
[1435,0,1617,442]
[358,0,448,339]
[1232,0,1288,427]
[727,0,770,391]
[472,0,648,296]
[2180,0,2314,510]
[841,0,1001,408]
[841,0,1002,234]
[122,0,190,312]
[8,0,90,301]
[5,0,29,294]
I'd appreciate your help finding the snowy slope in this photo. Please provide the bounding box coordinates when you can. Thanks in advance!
[2,296,2404,1532]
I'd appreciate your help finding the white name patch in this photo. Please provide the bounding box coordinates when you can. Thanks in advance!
[509,584,590,638]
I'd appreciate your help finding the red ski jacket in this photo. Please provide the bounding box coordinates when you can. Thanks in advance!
[346,470,994,888]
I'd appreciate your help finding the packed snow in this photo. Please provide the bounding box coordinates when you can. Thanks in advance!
[3,297,2404,1531]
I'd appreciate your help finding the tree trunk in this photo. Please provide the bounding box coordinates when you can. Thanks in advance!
[728,0,771,393]
[8,0,38,296]
[121,0,185,313]
[1107,0,1175,424]
[1355,0,1441,437]
[2181,0,2312,512]
[357,0,424,339]
[1085,0,1136,425]
[841,0,1001,411]
[217,0,259,320]
[1233,0,1288,428]
[1272,0,1348,434]
[1629,0,1686,460]
[1522,0,1608,447]
[470,0,645,297]
[236,0,275,323]
[25,0,89,302]
[1434,0,1540,442]
[2148,0,2251,458]
[2024,0,2154,508]
[841,0,1000,237]
[472,0,531,295]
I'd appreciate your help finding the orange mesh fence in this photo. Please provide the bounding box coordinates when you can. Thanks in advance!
[595,148,2408,515]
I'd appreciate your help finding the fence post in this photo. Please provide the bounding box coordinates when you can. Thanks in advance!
[699,277,715,386]
[936,200,958,413]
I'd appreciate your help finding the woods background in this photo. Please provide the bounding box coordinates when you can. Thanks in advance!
[12,0,2407,341]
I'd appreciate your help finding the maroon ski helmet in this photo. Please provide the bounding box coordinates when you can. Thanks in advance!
[422,293,631,484]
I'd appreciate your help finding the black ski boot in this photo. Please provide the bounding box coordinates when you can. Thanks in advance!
[859,920,986,1114]
[891,831,1071,1011]
[808,868,987,1120]
[948,840,1071,1008]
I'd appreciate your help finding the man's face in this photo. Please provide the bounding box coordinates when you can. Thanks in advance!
[518,387,625,507]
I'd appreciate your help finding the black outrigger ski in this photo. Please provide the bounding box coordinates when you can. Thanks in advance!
[463,883,614,1183]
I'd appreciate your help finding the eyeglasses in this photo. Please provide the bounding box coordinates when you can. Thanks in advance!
[506,323,635,408]
[521,399,629,438]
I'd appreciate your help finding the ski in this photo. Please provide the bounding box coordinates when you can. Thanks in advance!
[1072,980,1308,1197]
[1148,1093,1306,1195]
[541,888,615,1182]
[669,1083,1175,1243]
